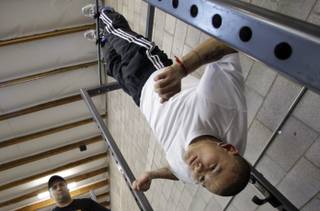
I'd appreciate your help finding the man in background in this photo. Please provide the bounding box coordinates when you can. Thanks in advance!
[48,175,110,211]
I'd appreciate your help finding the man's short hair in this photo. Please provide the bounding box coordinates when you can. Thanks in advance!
[219,155,251,196]
[48,175,66,190]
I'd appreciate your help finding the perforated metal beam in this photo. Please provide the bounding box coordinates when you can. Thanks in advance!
[144,0,320,93]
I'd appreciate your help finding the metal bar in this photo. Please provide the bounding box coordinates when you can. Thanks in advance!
[253,87,307,167]
[86,81,121,96]
[145,5,155,40]
[95,0,103,86]
[80,88,153,211]
[249,168,299,211]
[0,24,95,47]
[224,87,307,210]
[143,0,320,94]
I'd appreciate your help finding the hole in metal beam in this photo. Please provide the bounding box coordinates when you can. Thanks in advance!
[239,26,252,42]
[274,42,292,60]
[190,5,198,17]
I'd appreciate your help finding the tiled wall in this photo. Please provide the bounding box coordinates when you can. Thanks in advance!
[104,0,320,210]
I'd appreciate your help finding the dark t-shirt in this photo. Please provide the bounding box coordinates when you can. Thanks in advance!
[52,198,110,211]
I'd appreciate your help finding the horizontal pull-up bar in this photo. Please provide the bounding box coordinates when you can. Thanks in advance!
[143,0,320,94]
[80,85,153,211]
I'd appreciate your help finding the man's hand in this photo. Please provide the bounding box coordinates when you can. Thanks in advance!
[154,64,185,103]
[132,172,152,192]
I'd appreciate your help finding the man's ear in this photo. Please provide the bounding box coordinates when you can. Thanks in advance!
[49,189,53,199]
[219,143,239,155]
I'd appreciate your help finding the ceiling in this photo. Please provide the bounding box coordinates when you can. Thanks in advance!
[0,0,110,210]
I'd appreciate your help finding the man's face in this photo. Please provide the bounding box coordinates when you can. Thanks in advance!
[49,181,71,203]
[184,139,239,194]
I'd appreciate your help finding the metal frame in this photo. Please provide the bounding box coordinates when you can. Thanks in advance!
[145,5,155,40]
[86,1,316,210]
[248,168,299,211]
[143,0,320,94]
[95,0,103,86]
[80,86,153,211]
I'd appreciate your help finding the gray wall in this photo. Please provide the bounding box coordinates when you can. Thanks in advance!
[104,0,320,210]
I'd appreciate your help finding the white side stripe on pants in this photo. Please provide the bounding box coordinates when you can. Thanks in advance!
[100,9,165,70]
[100,13,162,70]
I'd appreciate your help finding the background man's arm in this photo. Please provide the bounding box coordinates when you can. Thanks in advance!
[132,166,178,192]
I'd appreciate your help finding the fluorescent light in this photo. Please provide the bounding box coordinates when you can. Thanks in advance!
[67,182,77,190]
[37,191,50,199]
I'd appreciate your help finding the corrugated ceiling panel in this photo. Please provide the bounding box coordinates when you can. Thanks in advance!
[1,158,108,200]
[0,0,93,39]
[0,32,96,80]
[0,65,98,112]
[0,96,105,140]
[0,141,106,184]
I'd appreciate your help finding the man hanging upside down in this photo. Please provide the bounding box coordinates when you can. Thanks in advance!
[83,5,251,196]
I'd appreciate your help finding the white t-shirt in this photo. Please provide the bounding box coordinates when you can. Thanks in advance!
[140,53,247,183]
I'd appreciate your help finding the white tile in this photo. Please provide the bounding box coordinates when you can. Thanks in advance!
[307,0,320,26]
[171,20,188,57]
[294,90,320,132]
[205,198,223,211]
[305,136,320,168]
[185,25,201,47]
[301,197,320,211]
[165,14,176,34]
[244,120,273,163]
[256,155,286,185]
[257,75,302,131]
[231,185,262,211]
[246,62,277,97]
[245,86,264,127]
[239,53,255,80]
[267,117,317,171]
[278,158,320,208]
[251,0,316,20]
[162,32,174,56]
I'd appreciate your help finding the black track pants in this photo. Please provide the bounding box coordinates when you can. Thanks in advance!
[99,8,172,105]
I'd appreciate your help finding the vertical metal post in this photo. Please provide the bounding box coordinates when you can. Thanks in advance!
[80,88,153,211]
[96,0,103,86]
[253,87,307,167]
[145,5,155,40]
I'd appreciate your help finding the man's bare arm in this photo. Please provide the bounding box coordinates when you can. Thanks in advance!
[179,38,237,76]
[148,166,178,180]
[154,38,236,102]
[132,166,178,192]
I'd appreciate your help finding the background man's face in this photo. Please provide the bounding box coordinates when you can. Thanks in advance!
[49,181,71,203]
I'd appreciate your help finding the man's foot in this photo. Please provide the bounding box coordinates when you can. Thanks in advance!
[84,30,97,42]
[82,4,96,18]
